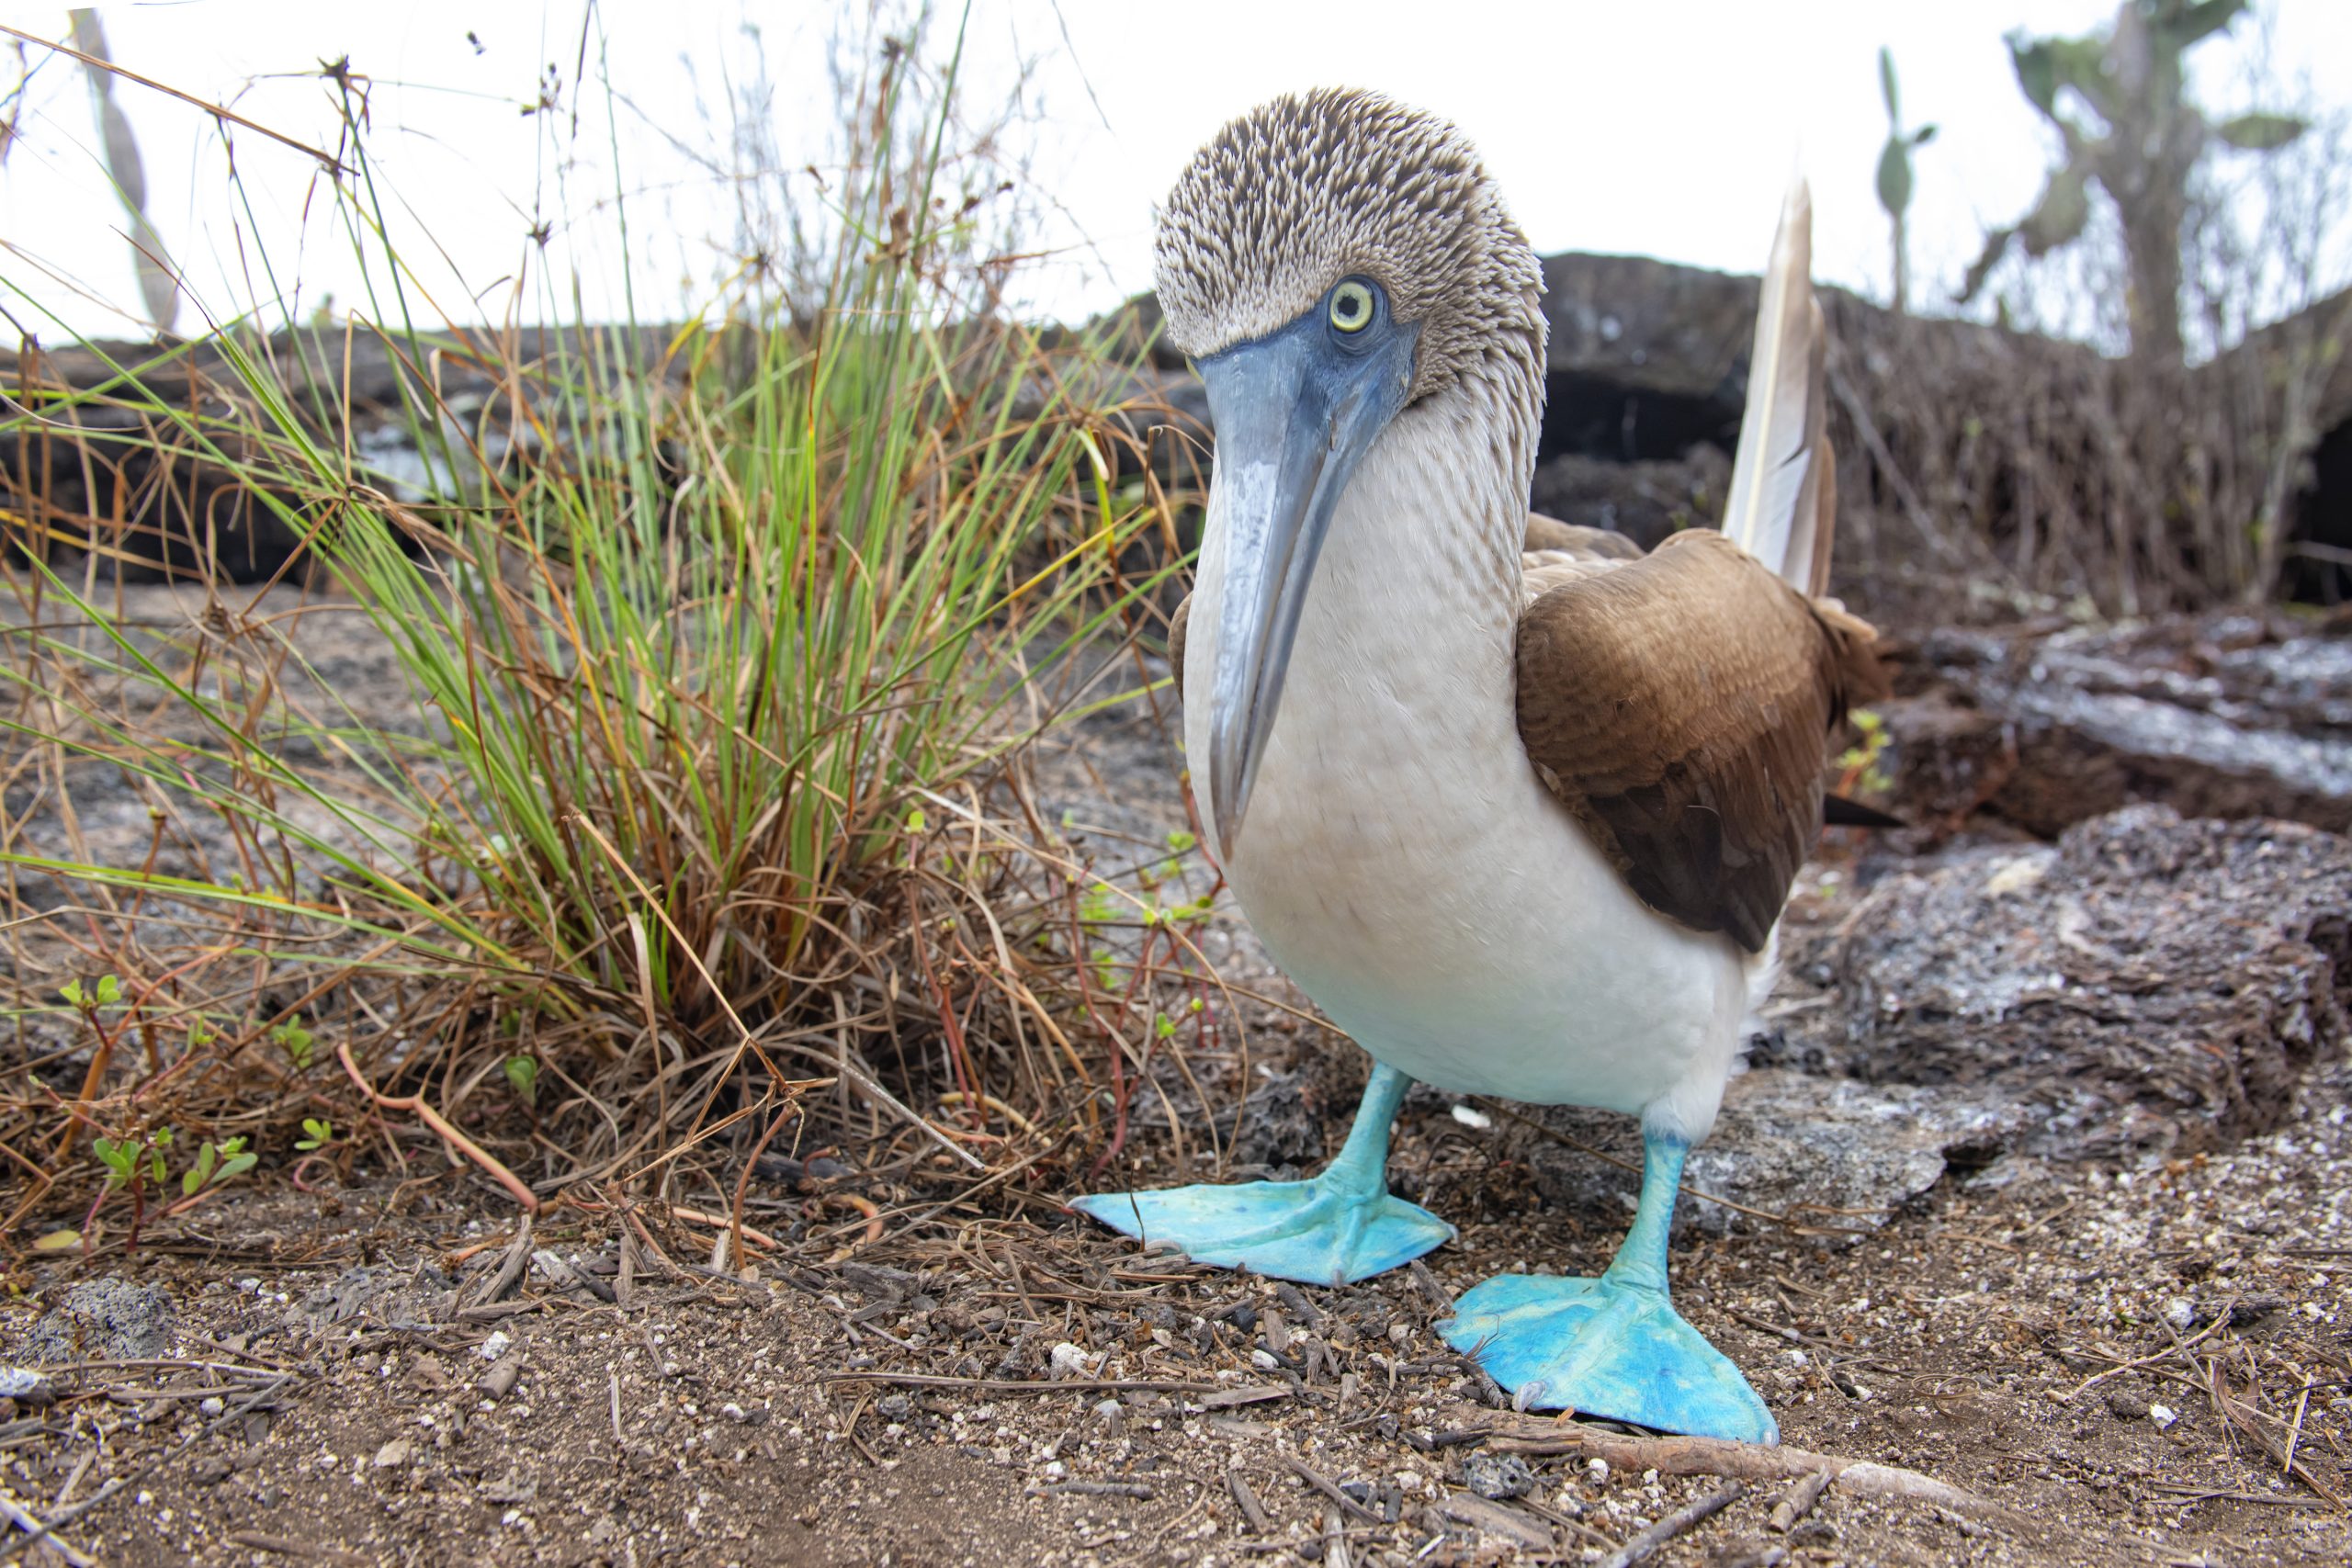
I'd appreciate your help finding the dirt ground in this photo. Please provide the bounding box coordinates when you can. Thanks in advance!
[3,590,2348,1565]
[0,1051,2346,1568]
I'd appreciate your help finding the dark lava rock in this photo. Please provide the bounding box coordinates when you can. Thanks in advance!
[1878,615,2352,836]
[1461,1451,1536,1501]
[21,1279,175,1365]
[1797,805,2350,1161]
[1521,806,2346,1233]
[1521,1069,1970,1243]
[1226,1070,1324,1175]
[1528,449,1730,552]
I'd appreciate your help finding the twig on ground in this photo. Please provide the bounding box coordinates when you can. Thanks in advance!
[1283,1453,1379,1523]
[666,1204,783,1251]
[1767,1468,1832,1532]
[338,1041,537,1213]
[1227,1469,1272,1534]
[1433,1493,1549,1551]
[0,1493,96,1567]
[1595,1480,1745,1568]
[1482,1417,1998,1517]
[0,1480,121,1565]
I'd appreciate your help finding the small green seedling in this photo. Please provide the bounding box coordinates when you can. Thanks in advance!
[504,1055,539,1108]
[60,974,122,1010]
[180,1136,256,1198]
[295,1118,334,1152]
[272,1017,315,1070]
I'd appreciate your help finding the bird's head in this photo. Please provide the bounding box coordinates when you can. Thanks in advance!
[1155,87,1544,858]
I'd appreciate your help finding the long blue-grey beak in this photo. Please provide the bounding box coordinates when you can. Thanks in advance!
[1197,314,1417,861]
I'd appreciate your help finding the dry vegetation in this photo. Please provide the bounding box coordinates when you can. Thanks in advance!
[0,10,1219,1279]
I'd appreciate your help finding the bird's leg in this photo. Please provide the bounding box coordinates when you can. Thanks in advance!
[1439,1131,1778,1444]
[1598,1133,1683,1295]
[1069,1061,1453,1287]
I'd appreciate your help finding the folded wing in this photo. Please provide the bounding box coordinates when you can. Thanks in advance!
[1513,178,1882,951]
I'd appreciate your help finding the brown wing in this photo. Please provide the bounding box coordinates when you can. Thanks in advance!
[1515,528,1883,952]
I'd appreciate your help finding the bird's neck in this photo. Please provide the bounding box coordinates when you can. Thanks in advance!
[1190,369,1538,823]
[1310,368,1537,663]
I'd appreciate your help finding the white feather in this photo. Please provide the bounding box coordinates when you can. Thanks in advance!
[1721,180,1830,595]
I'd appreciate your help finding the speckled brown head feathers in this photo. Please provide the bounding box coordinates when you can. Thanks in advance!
[1154,88,1546,409]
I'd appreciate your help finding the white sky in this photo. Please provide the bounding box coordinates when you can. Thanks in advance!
[2,1,2346,343]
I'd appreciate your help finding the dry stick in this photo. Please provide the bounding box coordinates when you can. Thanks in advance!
[726,1097,798,1272]
[469,1217,535,1307]
[1596,1480,1745,1568]
[336,1040,537,1213]
[1227,1469,1273,1535]
[1767,1469,1831,1533]
[1483,1419,1997,1518]
[0,1494,96,1568]
[665,1205,784,1252]
[1283,1453,1380,1524]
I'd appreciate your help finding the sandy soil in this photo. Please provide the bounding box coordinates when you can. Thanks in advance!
[0,1049,2346,1567]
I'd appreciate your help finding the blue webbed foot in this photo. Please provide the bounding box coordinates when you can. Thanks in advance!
[1440,1273,1777,1443]
[1441,1130,1776,1443]
[1069,1061,1452,1286]
[1070,1173,1453,1286]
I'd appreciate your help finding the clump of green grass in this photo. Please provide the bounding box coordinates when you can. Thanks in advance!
[0,10,1204,1252]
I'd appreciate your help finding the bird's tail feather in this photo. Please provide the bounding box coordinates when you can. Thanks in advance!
[1722,180,1836,598]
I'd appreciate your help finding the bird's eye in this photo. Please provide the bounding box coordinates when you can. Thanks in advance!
[1328,279,1375,333]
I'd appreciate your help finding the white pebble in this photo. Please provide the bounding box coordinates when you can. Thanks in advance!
[2152,1404,2178,1428]
[477,1330,513,1361]
[1047,1342,1101,1379]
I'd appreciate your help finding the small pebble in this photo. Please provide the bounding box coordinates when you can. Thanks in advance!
[2151,1404,2179,1429]
[2106,1388,2151,1420]
[477,1330,513,1361]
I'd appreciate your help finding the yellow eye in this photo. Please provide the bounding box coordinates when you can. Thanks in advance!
[1329,279,1375,333]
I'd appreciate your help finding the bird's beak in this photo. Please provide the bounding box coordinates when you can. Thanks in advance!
[1196,316,1416,861]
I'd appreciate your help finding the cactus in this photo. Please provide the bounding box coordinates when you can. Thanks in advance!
[1957,0,2304,363]
[1875,48,1937,314]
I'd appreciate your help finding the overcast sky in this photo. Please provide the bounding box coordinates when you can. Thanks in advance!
[2,1,2346,343]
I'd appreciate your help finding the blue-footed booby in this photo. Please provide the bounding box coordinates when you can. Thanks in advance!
[1071,89,1883,1444]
